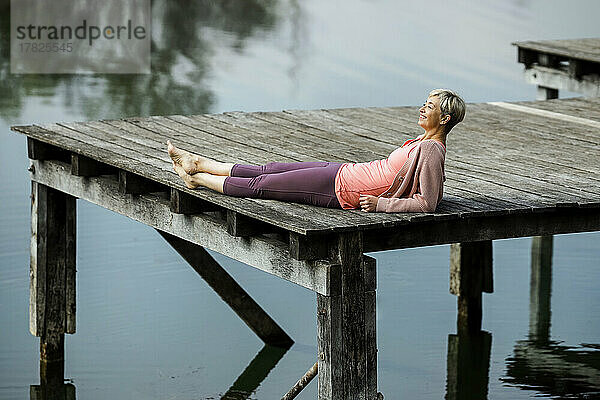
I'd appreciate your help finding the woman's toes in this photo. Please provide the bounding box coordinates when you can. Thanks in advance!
[173,164,198,189]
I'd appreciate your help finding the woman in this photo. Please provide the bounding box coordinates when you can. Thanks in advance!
[167,89,466,213]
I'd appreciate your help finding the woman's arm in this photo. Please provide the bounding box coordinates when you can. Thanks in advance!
[360,144,444,213]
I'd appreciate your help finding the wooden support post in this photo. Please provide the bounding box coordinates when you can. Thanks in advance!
[157,230,293,347]
[536,86,559,100]
[364,256,378,398]
[446,331,492,400]
[529,235,553,343]
[317,232,377,399]
[450,241,493,334]
[30,182,76,381]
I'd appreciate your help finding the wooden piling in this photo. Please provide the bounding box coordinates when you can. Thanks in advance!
[317,232,377,399]
[30,182,76,375]
[450,241,493,333]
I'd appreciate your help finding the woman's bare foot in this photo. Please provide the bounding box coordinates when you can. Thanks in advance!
[167,140,205,174]
[172,162,199,189]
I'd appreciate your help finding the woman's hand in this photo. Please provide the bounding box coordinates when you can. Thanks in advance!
[359,195,378,212]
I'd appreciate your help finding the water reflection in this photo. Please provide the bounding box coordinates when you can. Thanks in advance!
[30,383,76,400]
[30,359,74,400]
[220,345,288,399]
[446,331,493,400]
[28,345,288,400]
[0,0,282,122]
[502,236,600,399]
[504,340,600,399]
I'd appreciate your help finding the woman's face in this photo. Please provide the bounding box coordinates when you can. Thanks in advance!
[418,95,444,131]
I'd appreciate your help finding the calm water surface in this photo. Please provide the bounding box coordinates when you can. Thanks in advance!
[1,1,600,399]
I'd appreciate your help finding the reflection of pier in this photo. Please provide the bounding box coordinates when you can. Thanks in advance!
[446,331,492,400]
[28,345,288,400]
[502,234,600,398]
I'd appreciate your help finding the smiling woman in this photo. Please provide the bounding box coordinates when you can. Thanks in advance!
[167,89,466,213]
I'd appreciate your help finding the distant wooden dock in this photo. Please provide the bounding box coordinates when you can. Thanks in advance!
[12,96,600,399]
[514,38,600,99]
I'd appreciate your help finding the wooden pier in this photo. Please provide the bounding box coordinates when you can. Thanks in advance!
[514,38,600,99]
[12,96,600,399]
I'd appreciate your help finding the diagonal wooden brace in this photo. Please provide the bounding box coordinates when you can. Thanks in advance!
[157,229,294,348]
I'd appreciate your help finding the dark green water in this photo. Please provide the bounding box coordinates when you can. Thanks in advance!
[1,1,600,399]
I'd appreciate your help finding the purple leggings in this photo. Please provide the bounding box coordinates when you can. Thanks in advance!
[223,162,343,208]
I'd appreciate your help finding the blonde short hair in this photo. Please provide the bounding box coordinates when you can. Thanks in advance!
[428,89,466,134]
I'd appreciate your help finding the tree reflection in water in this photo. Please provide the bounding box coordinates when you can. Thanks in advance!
[0,0,281,121]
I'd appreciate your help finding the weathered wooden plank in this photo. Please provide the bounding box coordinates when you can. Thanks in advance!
[158,230,293,347]
[514,97,600,122]
[194,113,318,162]
[238,112,368,162]
[254,111,393,159]
[220,111,348,163]
[513,38,600,64]
[30,159,339,295]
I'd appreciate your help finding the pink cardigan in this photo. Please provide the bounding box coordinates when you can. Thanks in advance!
[375,139,446,213]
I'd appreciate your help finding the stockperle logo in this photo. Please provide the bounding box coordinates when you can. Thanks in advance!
[11,0,150,74]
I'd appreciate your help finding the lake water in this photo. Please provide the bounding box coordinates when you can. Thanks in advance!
[1,0,600,399]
